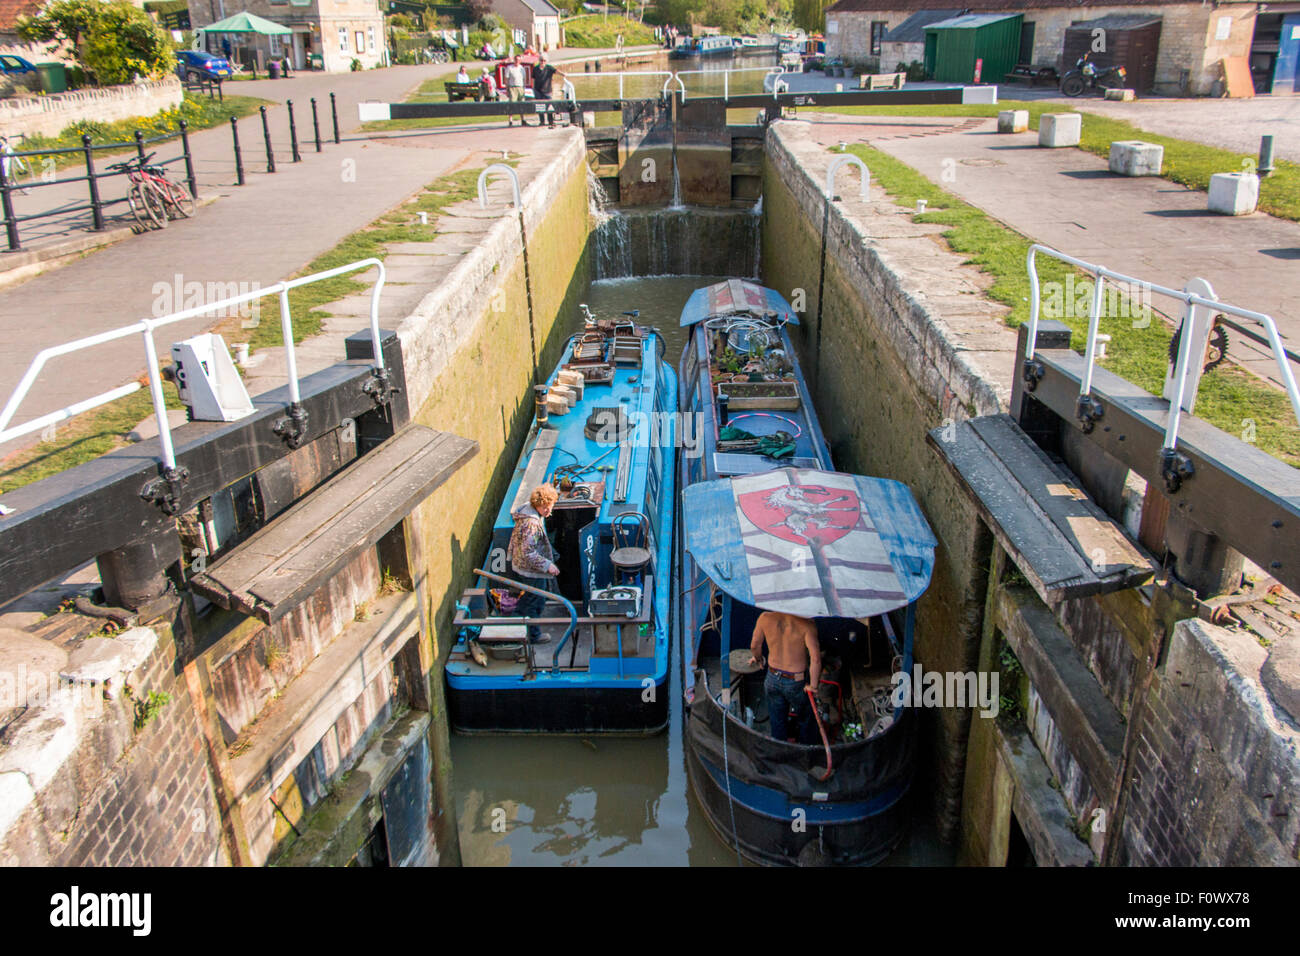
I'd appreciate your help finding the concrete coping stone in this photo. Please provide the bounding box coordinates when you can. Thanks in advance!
[0,771,36,839]
[59,627,157,691]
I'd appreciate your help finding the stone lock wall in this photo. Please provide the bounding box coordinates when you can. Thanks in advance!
[0,621,225,867]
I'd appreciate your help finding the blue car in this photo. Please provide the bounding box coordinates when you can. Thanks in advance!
[176,50,232,82]
[0,54,37,76]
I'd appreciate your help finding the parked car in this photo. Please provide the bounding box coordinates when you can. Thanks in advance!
[176,50,233,82]
[0,54,38,76]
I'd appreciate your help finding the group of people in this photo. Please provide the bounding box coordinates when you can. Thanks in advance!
[454,53,565,128]
[507,482,823,743]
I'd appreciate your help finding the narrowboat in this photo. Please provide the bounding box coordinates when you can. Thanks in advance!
[675,279,937,865]
[446,308,677,734]
[669,35,735,59]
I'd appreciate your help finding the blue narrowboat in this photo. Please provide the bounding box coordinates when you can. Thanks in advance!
[675,279,937,865]
[669,34,735,59]
[447,311,677,734]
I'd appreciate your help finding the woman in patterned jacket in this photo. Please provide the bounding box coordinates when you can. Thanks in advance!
[508,483,560,643]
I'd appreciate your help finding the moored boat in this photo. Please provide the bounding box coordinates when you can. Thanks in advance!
[674,279,937,865]
[447,309,677,734]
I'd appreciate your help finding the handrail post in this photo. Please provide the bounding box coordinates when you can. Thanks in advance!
[82,134,104,231]
[230,116,245,186]
[179,119,198,199]
[0,160,20,252]
[477,163,522,210]
[134,129,147,165]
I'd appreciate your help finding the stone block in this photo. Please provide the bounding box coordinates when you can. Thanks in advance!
[1108,140,1163,176]
[997,109,1029,133]
[1038,113,1081,148]
[60,628,157,691]
[1104,88,1136,101]
[1207,172,1258,215]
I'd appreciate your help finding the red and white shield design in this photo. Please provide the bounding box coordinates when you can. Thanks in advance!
[738,481,859,547]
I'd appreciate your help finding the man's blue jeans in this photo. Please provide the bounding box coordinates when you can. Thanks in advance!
[766,672,815,744]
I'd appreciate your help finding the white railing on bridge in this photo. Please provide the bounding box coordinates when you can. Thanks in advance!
[0,259,388,473]
[1025,244,1300,456]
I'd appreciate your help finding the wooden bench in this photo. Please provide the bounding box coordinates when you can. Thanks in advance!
[858,71,905,90]
[445,80,485,101]
[1003,63,1059,87]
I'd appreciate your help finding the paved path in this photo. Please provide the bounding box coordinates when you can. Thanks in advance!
[805,116,1300,388]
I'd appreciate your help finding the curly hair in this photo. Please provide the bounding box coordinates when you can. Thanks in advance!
[530,483,559,511]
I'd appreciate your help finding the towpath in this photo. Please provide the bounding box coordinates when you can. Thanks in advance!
[804,115,1300,389]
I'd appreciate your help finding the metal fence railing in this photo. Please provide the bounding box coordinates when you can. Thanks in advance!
[0,126,197,253]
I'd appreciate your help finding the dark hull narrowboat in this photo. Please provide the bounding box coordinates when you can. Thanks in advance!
[674,280,938,866]
[447,313,677,735]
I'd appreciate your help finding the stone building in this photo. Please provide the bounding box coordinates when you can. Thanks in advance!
[825,0,1264,96]
[493,0,562,51]
[187,0,387,72]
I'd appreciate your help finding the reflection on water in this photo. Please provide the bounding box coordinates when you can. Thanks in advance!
[451,276,954,867]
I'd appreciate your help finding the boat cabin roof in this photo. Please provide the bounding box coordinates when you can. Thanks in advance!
[679,279,799,328]
[682,467,937,618]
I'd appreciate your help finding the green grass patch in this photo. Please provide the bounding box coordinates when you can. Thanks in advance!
[0,163,494,492]
[822,100,1300,221]
[11,93,271,174]
[562,15,658,49]
[840,142,1299,466]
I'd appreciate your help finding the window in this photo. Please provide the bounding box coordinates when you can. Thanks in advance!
[367,25,375,52]
[870,21,887,56]
[339,27,348,51]
[356,31,365,54]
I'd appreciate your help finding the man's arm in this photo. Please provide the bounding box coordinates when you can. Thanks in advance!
[805,627,822,689]
[749,613,769,662]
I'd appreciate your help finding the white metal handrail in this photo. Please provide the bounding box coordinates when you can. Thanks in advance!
[1025,244,1300,452]
[0,258,388,472]
[826,154,870,202]
[673,66,775,101]
[477,163,521,210]
[565,70,674,101]
[662,72,687,100]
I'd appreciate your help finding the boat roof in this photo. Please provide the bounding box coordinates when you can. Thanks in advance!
[682,467,936,617]
[679,279,799,327]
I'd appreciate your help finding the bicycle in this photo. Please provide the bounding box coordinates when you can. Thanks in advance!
[0,135,31,194]
[108,151,195,229]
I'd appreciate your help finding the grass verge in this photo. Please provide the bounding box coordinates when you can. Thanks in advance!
[0,163,493,493]
[562,15,658,48]
[821,100,1299,221]
[839,142,1299,467]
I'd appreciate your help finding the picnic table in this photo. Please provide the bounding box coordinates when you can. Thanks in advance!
[445,80,485,101]
[1003,63,1059,86]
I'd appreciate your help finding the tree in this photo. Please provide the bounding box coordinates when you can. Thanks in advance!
[465,0,494,23]
[18,0,173,85]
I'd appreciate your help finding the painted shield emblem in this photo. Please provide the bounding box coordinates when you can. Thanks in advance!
[738,482,860,546]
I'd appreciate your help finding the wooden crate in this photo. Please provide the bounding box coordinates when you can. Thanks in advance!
[716,380,800,410]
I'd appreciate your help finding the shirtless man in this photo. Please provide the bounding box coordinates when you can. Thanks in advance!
[749,611,821,744]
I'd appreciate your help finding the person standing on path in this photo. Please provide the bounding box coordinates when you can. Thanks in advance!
[530,53,564,128]
[505,55,528,126]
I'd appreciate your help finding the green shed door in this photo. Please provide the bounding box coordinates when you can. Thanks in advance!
[924,32,936,77]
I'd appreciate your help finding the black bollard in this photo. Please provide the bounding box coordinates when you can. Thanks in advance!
[330,92,340,144]
[288,99,301,162]
[179,119,198,199]
[311,97,322,152]
[83,134,104,231]
[260,105,276,173]
[134,129,147,165]
[230,116,245,185]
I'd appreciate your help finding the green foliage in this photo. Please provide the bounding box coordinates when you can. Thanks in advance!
[350,57,363,71]
[563,15,658,48]
[19,0,174,85]
[133,690,172,731]
[791,0,830,33]
[655,0,790,32]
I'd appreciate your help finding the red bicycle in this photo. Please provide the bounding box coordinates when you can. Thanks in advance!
[109,151,195,229]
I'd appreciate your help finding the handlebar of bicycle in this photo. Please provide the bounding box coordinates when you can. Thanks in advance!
[106,151,157,171]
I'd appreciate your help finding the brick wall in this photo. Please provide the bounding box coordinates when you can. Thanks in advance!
[1115,618,1298,865]
[0,623,225,867]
